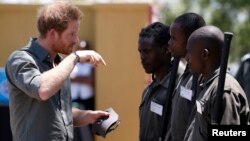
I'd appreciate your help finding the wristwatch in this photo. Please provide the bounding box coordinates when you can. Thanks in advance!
[73,52,80,63]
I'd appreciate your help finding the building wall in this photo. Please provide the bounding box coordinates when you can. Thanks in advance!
[0,3,150,141]
[93,4,150,141]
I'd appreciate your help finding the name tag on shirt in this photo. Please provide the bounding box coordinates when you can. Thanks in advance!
[150,101,163,116]
[180,86,193,101]
[196,100,202,114]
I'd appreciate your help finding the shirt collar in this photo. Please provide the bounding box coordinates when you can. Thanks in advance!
[199,68,220,88]
[25,38,62,63]
[154,65,173,89]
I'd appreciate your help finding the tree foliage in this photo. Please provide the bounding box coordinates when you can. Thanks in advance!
[162,0,250,61]
[197,0,250,61]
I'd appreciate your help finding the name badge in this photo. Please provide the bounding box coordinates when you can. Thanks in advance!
[196,100,202,114]
[150,101,163,116]
[180,86,193,101]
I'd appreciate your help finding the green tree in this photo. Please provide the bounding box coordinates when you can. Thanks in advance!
[163,0,250,61]
[192,0,250,61]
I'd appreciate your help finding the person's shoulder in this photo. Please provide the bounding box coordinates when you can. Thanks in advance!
[8,48,30,59]
[7,49,23,60]
[224,73,245,92]
[7,48,35,65]
[240,53,250,62]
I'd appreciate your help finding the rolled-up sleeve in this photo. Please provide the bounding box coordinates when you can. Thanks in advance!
[6,51,42,100]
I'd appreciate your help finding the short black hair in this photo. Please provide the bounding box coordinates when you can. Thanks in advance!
[174,12,206,38]
[139,22,170,47]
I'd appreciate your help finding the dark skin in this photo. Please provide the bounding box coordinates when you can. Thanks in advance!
[186,26,223,81]
[168,22,187,58]
[138,37,171,81]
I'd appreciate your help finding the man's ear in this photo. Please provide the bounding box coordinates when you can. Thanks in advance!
[48,29,59,39]
[202,48,210,60]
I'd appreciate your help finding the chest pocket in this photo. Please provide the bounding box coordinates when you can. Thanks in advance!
[198,85,217,123]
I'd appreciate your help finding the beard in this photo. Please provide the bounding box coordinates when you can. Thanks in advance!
[52,42,76,55]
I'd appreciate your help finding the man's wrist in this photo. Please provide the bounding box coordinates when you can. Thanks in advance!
[73,52,80,63]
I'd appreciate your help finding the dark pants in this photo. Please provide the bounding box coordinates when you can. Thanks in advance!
[0,106,12,141]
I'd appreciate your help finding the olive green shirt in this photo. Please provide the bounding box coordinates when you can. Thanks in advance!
[139,64,183,141]
[5,38,73,141]
[139,73,171,141]
[166,66,198,141]
[184,69,249,141]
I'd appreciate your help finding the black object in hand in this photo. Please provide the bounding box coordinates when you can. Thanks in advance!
[92,107,120,137]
